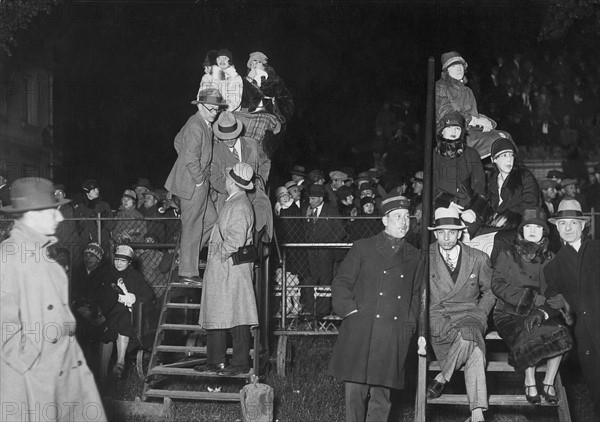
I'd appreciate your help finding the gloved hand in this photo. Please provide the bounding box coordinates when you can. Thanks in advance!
[118,292,136,309]
[479,117,493,132]
[546,294,566,309]
[461,209,476,224]
[525,309,544,332]
[534,294,546,307]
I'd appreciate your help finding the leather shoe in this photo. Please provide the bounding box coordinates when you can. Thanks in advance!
[178,275,202,286]
[193,362,224,373]
[217,365,250,376]
[426,380,446,399]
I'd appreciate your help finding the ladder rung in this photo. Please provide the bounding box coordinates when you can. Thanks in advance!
[159,324,205,331]
[165,303,202,309]
[145,389,240,402]
[147,366,250,379]
[428,394,559,406]
[428,361,547,372]
[169,282,203,289]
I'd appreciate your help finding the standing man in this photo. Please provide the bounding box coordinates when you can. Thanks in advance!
[426,206,495,422]
[164,88,225,284]
[540,199,600,413]
[328,195,421,421]
[196,163,258,376]
[1,178,106,421]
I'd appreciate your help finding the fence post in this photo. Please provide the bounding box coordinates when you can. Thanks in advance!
[96,213,102,245]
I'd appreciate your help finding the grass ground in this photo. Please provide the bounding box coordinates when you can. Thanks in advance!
[103,336,598,421]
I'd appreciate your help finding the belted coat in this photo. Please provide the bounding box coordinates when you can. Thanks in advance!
[328,232,421,389]
[1,222,106,422]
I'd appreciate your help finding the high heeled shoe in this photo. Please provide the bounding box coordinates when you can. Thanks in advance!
[525,384,541,405]
[541,383,559,405]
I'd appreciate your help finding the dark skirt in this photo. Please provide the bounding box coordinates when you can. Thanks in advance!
[493,307,573,371]
[105,303,137,339]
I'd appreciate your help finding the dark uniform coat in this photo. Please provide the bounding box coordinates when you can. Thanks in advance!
[328,232,421,389]
[542,240,600,412]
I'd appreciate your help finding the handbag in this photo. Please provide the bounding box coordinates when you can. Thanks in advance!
[231,244,258,265]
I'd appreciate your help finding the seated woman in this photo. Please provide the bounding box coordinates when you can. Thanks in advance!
[436,51,504,159]
[492,208,573,405]
[97,245,154,379]
[114,189,147,243]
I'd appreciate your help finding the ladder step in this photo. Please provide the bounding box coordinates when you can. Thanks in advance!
[428,394,559,406]
[428,361,547,372]
[145,389,240,402]
[169,282,203,289]
[147,365,251,379]
[155,345,233,354]
[159,324,205,331]
[165,303,202,309]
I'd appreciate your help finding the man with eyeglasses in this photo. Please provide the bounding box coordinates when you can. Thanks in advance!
[165,88,226,284]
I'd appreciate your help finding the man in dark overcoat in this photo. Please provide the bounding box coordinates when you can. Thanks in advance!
[328,195,421,421]
[539,199,600,414]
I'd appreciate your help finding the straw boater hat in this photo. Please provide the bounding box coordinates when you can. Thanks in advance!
[428,206,467,230]
[213,111,243,140]
[548,199,590,224]
[0,177,70,213]
[191,88,229,106]
[226,162,254,190]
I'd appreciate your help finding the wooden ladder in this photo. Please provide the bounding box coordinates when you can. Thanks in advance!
[417,331,572,421]
[141,243,260,402]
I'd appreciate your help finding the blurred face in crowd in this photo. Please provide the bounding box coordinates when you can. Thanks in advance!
[441,125,462,140]
[412,181,423,196]
[217,55,231,70]
[87,187,99,200]
[54,188,66,200]
[556,218,585,244]
[542,187,557,201]
[291,174,303,183]
[313,178,325,186]
[114,257,131,272]
[383,209,410,239]
[331,178,345,190]
[360,189,374,199]
[362,202,375,215]
[84,252,100,272]
[250,60,265,71]
[308,196,324,209]
[121,196,135,210]
[23,208,63,236]
[434,229,461,250]
[447,63,465,80]
[563,184,577,198]
[341,194,354,206]
[493,151,514,175]
[288,186,301,201]
[523,224,544,243]
[221,137,238,149]
[144,194,157,209]
[277,193,291,206]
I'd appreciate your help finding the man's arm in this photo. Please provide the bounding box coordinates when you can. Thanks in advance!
[331,244,362,318]
[476,252,496,315]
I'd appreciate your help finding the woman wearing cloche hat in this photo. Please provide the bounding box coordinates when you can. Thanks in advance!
[492,207,572,406]
[0,178,107,421]
[436,50,505,159]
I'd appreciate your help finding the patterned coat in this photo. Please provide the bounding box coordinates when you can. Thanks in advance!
[328,233,421,389]
[198,191,258,329]
[1,222,106,422]
[429,242,495,359]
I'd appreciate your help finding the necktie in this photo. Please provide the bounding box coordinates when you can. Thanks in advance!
[230,146,240,162]
[309,207,317,223]
[446,251,455,272]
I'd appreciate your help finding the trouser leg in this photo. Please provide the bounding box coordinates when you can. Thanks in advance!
[464,345,488,411]
[345,382,368,422]
[365,385,391,422]
[230,325,251,368]
[438,332,472,383]
[179,184,208,277]
[206,329,227,365]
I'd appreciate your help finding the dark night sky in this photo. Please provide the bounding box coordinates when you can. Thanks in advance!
[16,0,553,205]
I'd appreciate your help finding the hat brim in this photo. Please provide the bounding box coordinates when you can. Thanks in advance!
[427,223,467,231]
[214,118,243,140]
[548,216,590,224]
[1,198,70,213]
[191,99,229,107]
[411,177,424,183]
[225,167,254,190]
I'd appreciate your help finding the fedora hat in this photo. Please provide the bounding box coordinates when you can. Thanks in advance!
[539,179,559,190]
[226,162,254,190]
[213,111,243,139]
[290,165,306,177]
[559,178,577,188]
[518,207,549,235]
[548,199,590,224]
[428,206,467,230]
[191,88,229,107]
[1,178,70,213]
[307,184,326,198]
[411,171,424,183]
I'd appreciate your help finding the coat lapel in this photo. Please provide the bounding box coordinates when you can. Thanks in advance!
[452,243,475,294]
[432,247,454,298]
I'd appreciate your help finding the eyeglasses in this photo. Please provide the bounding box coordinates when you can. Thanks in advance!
[201,103,220,114]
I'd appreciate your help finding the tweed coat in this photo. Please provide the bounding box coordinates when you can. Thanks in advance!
[542,240,600,412]
[198,191,258,329]
[429,242,495,359]
[164,111,213,201]
[328,232,421,389]
[1,222,106,422]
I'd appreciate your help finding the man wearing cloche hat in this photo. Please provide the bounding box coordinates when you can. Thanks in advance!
[165,88,226,284]
[328,194,421,421]
[426,206,495,422]
[1,178,106,421]
[540,199,600,413]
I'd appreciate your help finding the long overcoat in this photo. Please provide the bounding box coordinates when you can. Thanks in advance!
[429,242,495,359]
[198,191,258,329]
[328,232,421,389]
[542,240,600,412]
[1,222,106,422]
